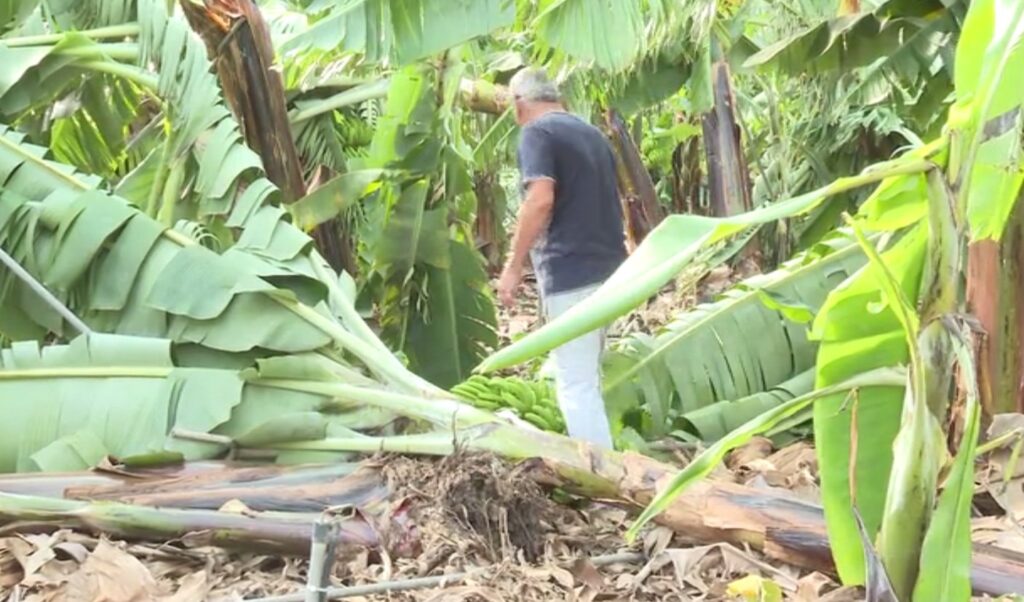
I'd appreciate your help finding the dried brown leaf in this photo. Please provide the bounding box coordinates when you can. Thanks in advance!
[794,571,835,601]
[63,540,159,602]
[160,571,208,602]
[727,437,774,470]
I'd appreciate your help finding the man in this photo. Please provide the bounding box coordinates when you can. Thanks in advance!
[497,67,627,450]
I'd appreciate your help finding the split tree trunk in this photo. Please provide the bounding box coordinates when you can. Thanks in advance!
[179,0,350,271]
[967,196,1024,415]
[672,133,705,216]
[473,172,505,272]
[701,59,759,264]
[459,79,510,115]
[605,109,665,246]
[702,60,753,219]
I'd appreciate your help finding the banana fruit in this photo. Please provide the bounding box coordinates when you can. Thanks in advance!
[451,375,565,433]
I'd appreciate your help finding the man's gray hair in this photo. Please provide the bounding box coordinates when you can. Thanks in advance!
[509,67,560,103]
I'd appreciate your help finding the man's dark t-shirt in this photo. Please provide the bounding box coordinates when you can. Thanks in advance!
[517,112,626,296]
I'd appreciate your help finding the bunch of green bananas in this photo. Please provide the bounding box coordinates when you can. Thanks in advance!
[451,375,565,434]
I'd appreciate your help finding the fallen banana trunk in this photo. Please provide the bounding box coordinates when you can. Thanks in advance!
[63,463,386,512]
[526,449,1024,597]
[0,492,382,554]
[0,462,387,512]
[0,461,235,498]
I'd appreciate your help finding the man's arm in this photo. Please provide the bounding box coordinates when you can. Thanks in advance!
[498,179,554,307]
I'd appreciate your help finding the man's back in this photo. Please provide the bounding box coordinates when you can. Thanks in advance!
[517,112,626,295]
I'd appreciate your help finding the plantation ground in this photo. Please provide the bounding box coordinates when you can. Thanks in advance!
[3,443,1020,601]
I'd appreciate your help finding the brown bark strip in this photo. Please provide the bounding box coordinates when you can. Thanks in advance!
[701,60,752,219]
[0,462,233,499]
[66,464,388,513]
[701,59,759,265]
[473,172,505,272]
[672,130,704,216]
[605,109,665,244]
[179,0,350,271]
[967,196,1024,415]
[0,463,389,513]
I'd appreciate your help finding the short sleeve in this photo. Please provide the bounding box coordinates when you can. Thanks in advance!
[517,126,557,184]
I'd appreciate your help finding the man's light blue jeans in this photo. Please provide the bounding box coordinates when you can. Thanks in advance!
[541,282,614,449]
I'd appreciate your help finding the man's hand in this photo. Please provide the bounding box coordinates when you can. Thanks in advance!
[497,264,522,308]
[499,179,553,309]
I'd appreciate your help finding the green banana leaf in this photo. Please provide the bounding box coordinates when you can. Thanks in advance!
[0,333,411,473]
[680,369,815,442]
[356,65,498,388]
[534,0,643,72]
[0,333,239,472]
[0,123,434,394]
[603,232,867,438]
[0,0,40,33]
[44,0,134,30]
[128,0,265,221]
[744,0,958,77]
[811,222,928,585]
[912,322,980,602]
[282,0,514,66]
[954,0,1024,242]
[404,240,499,389]
[0,0,277,229]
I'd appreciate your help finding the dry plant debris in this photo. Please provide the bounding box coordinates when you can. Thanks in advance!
[1,447,1023,601]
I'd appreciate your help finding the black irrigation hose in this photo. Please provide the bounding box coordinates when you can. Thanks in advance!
[237,551,646,602]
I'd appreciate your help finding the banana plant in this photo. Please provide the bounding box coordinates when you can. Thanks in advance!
[745,0,966,128]
[352,65,499,389]
[0,0,508,389]
[0,120,441,396]
[607,1,1024,600]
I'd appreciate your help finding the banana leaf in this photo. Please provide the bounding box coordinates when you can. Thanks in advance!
[534,0,643,72]
[0,332,415,473]
[680,370,815,442]
[403,240,499,388]
[0,123,434,394]
[357,66,498,388]
[627,367,909,541]
[0,0,279,229]
[744,1,957,77]
[912,322,980,602]
[128,0,265,221]
[812,222,928,585]
[0,0,40,33]
[954,0,1024,241]
[0,333,240,472]
[603,232,867,438]
[282,0,514,66]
